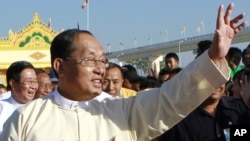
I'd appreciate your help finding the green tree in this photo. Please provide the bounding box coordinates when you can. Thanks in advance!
[127,58,149,76]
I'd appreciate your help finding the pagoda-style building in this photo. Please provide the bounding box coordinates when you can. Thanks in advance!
[0,13,59,85]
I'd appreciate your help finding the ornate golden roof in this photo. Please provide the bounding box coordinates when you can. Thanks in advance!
[0,13,58,69]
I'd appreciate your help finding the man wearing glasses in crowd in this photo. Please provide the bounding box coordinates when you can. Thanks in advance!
[0,61,38,135]
[0,3,247,141]
[34,68,53,99]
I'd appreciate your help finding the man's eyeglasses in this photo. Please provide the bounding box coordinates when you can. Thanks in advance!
[64,57,109,68]
[21,80,38,86]
[39,83,53,89]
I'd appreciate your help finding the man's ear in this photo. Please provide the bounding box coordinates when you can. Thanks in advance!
[53,58,64,77]
[8,79,15,90]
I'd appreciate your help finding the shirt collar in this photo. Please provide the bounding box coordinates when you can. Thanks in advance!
[7,96,24,109]
[53,89,89,110]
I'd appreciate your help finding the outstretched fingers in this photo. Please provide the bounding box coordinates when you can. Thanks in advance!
[216,4,225,29]
[230,13,247,34]
[224,3,234,25]
[209,3,246,62]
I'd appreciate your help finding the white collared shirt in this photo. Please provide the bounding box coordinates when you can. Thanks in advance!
[3,96,24,109]
[0,101,16,135]
[52,89,111,110]
[0,91,11,100]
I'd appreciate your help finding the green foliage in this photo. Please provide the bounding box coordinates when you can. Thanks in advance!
[160,61,165,69]
[18,32,51,47]
[127,58,149,73]
[43,36,51,44]
[19,36,31,47]
[32,32,42,37]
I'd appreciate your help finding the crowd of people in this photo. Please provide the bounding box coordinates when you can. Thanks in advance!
[0,3,249,141]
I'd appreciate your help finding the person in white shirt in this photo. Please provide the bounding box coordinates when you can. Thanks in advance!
[0,3,247,141]
[0,61,38,136]
[0,61,111,137]
[2,61,38,108]
[0,101,15,135]
[0,91,11,100]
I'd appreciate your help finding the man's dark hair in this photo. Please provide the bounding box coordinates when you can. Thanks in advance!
[122,64,138,82]
[242,48,248,66]
[6,61,35,90]
[35,68,47,75]
[196,40,212,58]
[227,47,242,66]
[164,52,179,62]
[158,68,171,76]
[130,76,146,83]
[169,67,182,75]
[243,44,250,67]
[106,62,124,78]
[146,75,158,81]
[50,29,93,78]
[140,79,160,90]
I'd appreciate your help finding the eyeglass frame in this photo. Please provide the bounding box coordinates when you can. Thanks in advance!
[20,80,38,86]
[64,57,109,68]
[39,83,54,89]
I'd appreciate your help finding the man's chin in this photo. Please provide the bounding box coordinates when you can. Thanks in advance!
[92,90,102,97]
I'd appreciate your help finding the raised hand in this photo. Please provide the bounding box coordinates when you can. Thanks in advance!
[151,62,158,79]
[208,3,246,64]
